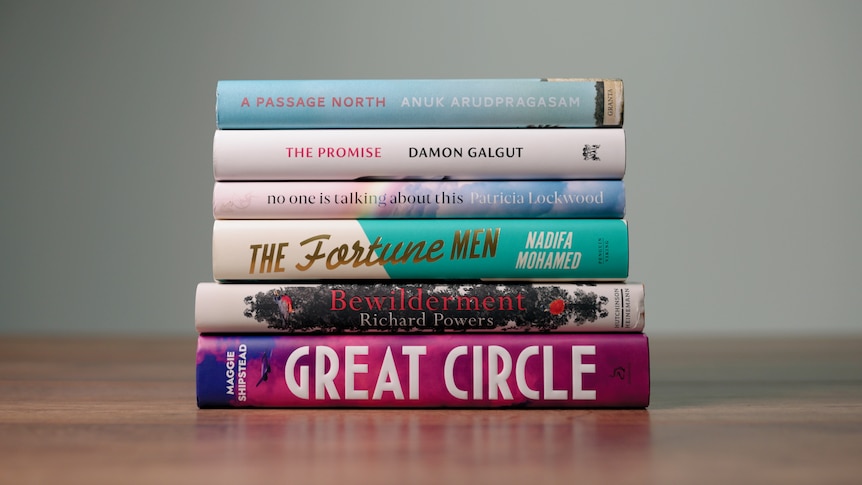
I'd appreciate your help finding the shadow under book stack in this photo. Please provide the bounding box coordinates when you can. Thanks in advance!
[195,78,649,409]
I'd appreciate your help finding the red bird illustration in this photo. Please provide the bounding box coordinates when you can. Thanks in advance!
[276,294,294,322]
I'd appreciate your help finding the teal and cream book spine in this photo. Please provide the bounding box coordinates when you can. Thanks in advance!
[212,218,629,281]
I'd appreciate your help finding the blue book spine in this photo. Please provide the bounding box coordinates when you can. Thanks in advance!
[215,79,623,129]
[212,218,629,281]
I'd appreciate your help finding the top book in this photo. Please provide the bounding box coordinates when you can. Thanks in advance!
[216,78,623,129]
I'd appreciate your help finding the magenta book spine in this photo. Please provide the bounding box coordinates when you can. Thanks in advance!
[196,333,650,408]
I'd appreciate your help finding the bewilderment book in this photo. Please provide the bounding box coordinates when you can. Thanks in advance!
[195,281,645,334]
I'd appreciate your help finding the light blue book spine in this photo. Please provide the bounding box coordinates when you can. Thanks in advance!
[212,219,629,281]
[215,79,623,129]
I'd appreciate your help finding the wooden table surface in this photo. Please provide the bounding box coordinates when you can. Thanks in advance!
[1,335,860,485]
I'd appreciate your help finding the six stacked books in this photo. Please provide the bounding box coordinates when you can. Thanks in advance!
[195,78,650,408]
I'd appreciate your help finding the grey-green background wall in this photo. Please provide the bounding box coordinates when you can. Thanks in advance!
[2,1,860,336]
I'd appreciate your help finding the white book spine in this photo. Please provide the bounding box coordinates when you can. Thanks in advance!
[212,128,625,181]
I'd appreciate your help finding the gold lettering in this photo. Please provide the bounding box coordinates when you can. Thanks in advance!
[295,235,331,271]
[296,234,445,272]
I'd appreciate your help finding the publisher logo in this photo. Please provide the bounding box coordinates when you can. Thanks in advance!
[582,144,601,161]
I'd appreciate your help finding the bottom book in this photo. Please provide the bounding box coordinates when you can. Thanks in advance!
[196,333,649,409]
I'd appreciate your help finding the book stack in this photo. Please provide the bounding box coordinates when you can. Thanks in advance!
[195,79,649,408]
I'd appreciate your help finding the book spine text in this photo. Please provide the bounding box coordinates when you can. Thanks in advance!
[211,219,629,281]
[213,180,625,219]
[215,79,623,128]
[212,128,625,180]
[194,281,645,334]
[196,333,649,408]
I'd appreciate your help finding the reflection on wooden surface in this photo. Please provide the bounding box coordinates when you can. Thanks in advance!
[193,408,651,483]
[1,335,861,484]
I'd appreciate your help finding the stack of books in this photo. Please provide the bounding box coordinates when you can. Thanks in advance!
[195,78,649,408]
